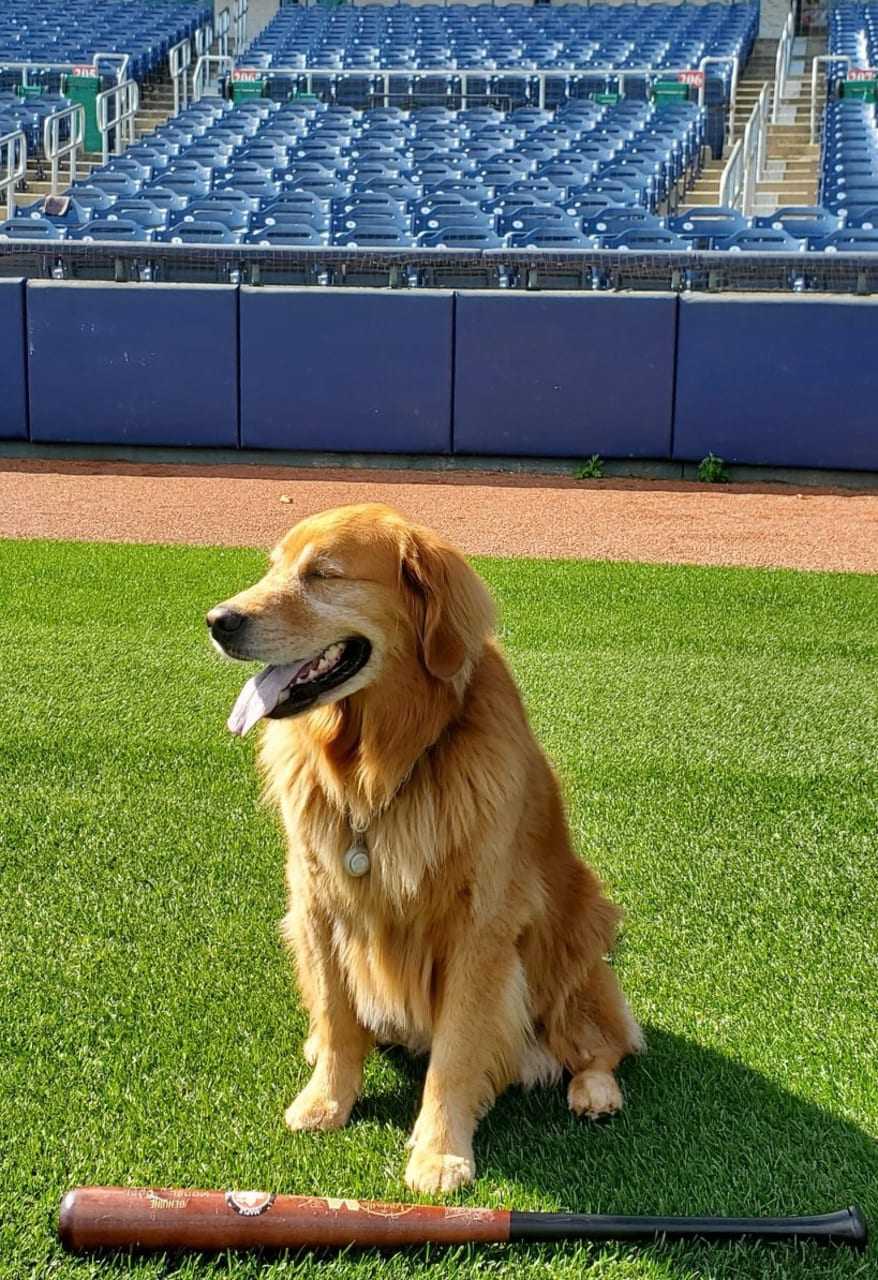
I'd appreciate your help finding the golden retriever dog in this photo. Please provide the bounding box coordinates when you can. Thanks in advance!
[208,503,641,1193]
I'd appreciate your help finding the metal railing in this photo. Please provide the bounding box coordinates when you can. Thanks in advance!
[216,8,231,60]
[810,53,852,142]
[771,5,796,124]
[233,0,249,55]
[0,128,26,219]
[43,103,85,196]
[719,81,769,212]
[169,38,192,116]
[244,58,737,118]
[194,22,214,62]
[91,52,130,84]
[718,137,743,207]
[0,51,129,90]
[192,55,235,102]
[96,79,139,164]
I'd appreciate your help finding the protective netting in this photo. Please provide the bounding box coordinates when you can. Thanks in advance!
[2,240,878,294]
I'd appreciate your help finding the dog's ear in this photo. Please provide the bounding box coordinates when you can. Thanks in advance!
[401,528,495,679]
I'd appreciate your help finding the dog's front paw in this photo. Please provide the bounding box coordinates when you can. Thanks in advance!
[302,1032,321,1067]
[284,1082,352,1132]
[404,1146,475,1194]
[567,1069,623,1120]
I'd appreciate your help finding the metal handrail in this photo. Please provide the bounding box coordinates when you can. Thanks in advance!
[810,53,852,143]
[0,128,27,219]
[742,81,770,212]
[216,8,231,60]
[719,80,769,212]
[195,23,214,61]
[96,79,139,164]
[233,0,249,55]
[0,52,127,88]
[91,52,131,84]
[248,60,734,114]
[192,55,235,102]
[169,38,192,116]
[718,137,743,207]
[771,5,795,124]
[43,103,85,195]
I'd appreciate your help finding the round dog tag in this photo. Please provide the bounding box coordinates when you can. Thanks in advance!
[343,844,370,878]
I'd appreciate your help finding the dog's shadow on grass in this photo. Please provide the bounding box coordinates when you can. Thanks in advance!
[357,1027,876,1227]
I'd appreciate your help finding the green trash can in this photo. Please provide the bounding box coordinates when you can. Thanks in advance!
[841,78,878,102]
[231,76,266,103]
[593,91,620,105]
[62,71,103,153]
[653,80,691,108]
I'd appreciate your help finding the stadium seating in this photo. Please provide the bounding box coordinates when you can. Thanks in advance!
[819,6,878,222]
[0,1,210,89]
[4,94,709,250]
[240,3,757,80]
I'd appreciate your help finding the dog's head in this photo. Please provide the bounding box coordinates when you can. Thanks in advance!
[208,504,495,736]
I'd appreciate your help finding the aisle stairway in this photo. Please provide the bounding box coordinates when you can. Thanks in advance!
[682,35,824,211]
[14,73,183,207]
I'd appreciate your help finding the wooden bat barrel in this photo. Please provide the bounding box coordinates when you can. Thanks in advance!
[59,1187,512,1254]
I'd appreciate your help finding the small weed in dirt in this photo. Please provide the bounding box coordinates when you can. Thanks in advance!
[575,454,604,480]
[697,452,730,484]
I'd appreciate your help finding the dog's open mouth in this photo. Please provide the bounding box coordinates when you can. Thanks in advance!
[227,637,372,736]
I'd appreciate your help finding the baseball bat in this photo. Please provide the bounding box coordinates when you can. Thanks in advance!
[58,1187,867,1254]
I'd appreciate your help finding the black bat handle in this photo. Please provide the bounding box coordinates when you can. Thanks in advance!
[509,1206,867,1250]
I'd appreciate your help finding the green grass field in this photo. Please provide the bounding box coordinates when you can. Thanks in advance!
[1,538,876,1280]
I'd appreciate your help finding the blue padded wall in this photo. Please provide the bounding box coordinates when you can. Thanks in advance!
[239,287,453,453]
[0,279,27,440]
[453,292,677,458]
[674,295,878,471]
[27,282,238,447]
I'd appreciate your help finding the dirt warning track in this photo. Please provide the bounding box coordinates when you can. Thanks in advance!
[2,458,876,574]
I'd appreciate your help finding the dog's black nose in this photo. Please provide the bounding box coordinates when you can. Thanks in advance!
[207,606,246,637]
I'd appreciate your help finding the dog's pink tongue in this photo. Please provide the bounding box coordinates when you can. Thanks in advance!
[227,663,303,737]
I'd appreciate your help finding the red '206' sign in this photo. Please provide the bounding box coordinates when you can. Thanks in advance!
[677,70,705,88]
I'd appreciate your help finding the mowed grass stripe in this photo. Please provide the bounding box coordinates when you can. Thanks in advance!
[0,539,875,1280]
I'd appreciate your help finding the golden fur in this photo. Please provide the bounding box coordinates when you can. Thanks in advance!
[211,503,642,1193]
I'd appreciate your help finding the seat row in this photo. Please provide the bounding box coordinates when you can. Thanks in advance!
[9,197,878,254]
[829,2,878,70]
[820,99,878,222]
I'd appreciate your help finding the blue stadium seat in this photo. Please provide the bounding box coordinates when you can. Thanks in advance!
[72,218,149,243]
[507,226,594,248]
[668,206,750,248]
[104,202,170,232]
[417,226,507,248]
[158,222,239,245]
[819,227,878,252]
[725,228,807,252]
[246,224,328,247]
[0,217,65,241]
[599,228,690,251]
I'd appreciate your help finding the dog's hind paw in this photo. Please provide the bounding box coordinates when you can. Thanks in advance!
[567,1069,623,1120]
[404,1147,475,1194]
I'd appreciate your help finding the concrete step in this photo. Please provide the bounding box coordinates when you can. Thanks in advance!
[767,124,813,137]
